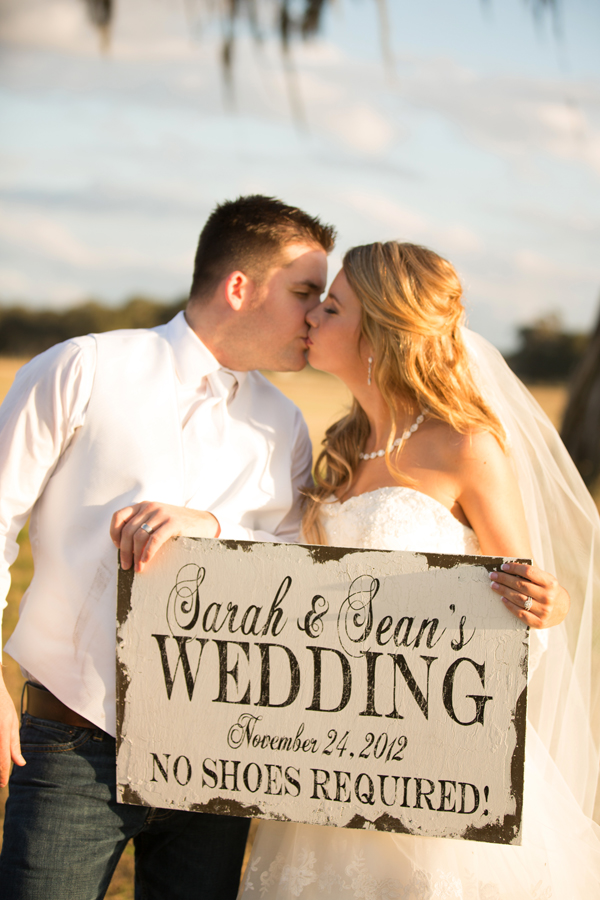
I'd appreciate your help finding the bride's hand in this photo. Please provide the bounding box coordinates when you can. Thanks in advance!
[488,562,570,629]
[110,501,221,573]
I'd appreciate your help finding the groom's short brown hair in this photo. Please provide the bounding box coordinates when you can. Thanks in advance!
[189,195,336,302]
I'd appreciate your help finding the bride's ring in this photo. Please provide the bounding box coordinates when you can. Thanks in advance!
[523,596,533,611]
[140,522,153,535]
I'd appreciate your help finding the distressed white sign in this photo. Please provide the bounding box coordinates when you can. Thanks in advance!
[116,538,528,844]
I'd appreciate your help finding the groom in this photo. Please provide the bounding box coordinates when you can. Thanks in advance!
[0,195,335,899]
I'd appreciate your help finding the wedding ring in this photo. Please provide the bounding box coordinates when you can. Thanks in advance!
[523,597,533,611]
[140,523,153,535]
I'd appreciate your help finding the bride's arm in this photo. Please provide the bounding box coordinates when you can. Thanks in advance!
[452,430,570,629]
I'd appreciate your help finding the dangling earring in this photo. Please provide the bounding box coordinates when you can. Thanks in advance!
[367,357,373,386]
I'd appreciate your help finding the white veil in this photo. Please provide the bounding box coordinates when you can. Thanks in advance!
[463,327,600,822]
[239,327,600,900]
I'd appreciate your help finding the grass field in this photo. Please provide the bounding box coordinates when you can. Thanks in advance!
[0,356,571,896]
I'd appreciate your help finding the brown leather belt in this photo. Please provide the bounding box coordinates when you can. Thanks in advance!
[24,682,96,730]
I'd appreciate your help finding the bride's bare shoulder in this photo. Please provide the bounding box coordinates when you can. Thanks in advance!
[422,418,508,475]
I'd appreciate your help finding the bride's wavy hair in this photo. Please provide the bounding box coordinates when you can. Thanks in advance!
[302,240,506,544]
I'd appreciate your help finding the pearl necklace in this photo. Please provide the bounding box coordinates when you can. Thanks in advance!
[359,411,427,461]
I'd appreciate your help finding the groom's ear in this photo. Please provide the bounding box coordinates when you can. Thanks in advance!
[224,271,254,312]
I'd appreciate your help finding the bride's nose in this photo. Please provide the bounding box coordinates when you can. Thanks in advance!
[305,305,320,328]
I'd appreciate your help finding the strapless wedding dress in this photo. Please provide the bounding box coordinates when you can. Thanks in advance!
[238,487,600,900]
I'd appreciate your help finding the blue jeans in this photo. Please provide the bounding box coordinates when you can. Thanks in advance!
[0,713,250,899]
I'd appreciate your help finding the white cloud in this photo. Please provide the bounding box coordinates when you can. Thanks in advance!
[515,248,600,284]
[464,243,600,331]
[537,101,585,133]
[0,266,32,295]
[0,205,124,267]
[341,190,427,234]
[397,57,600,175]
[325,105,394,154]
[0,0,98,53]
[0,0,241,64]
[339,191,484,255]
[0,203,191,272]
[0,206,96,266]
[439,224,483,254]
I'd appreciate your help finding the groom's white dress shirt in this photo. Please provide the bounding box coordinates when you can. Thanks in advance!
[0,312,312,734]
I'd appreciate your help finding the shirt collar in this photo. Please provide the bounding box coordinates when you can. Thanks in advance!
[163,311,247,390]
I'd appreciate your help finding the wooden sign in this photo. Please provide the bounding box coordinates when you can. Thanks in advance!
[116,538,528,845]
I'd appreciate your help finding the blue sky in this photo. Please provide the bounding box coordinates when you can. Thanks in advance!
[0,0,599,349]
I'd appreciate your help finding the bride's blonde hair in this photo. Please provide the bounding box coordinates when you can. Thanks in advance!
[302,241,506,544]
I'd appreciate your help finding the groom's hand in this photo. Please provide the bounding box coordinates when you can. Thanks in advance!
[110,501,221,573]
[0,667,26,788]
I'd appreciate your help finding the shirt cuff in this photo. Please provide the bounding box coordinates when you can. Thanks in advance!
[216,519,290,544]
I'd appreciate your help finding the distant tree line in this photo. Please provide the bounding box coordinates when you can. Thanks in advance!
[505,314,589,384]
[505,310,600,491]
[561,306,600,490]
[1,299,591,382]
[2,296,599,489]
[0,297,187,356]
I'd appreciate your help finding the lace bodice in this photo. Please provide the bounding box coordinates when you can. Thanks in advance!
[319,486,481,556]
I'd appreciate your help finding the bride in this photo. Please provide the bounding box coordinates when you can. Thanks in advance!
[238,241,600,899]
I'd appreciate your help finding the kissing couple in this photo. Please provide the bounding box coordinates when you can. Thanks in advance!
[0,195,599,899]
